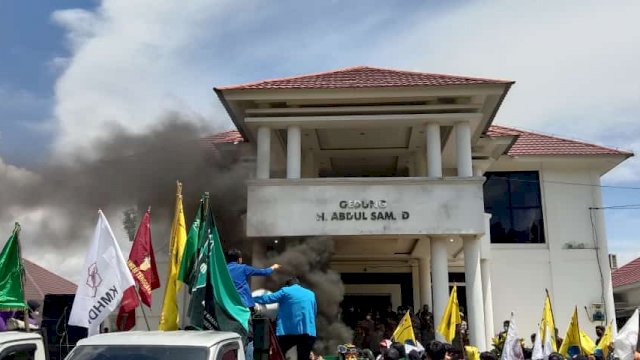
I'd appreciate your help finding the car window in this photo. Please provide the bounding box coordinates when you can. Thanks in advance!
[0,344,37,360]
[216,342,239,360]
[67,345,208,360]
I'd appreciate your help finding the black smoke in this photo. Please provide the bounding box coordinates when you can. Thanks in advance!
[0,114,249,255]
[266,237,353,354]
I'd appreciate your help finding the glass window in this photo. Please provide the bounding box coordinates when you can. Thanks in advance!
[483,171,545,244]
[1,345,36,360]
[66,345,208,360]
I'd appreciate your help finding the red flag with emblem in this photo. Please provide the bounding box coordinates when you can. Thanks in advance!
[116,209,160,330]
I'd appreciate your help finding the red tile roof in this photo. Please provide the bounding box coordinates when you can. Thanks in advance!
[612,257,640,288]
[487,125,632,156]
[216,66,513,90]
[209,126,631,157]
[23,259,77,301]
[203,130,245,144]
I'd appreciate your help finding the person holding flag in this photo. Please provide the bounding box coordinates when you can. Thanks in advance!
[68,210,136,336]
[594,322,613,359]
[116,208,160,331]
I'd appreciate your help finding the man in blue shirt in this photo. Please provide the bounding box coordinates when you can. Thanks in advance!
[253,277,317,360]
[226,248,280,310]
[226,248,280,360]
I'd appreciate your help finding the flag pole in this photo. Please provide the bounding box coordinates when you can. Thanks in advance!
[14,222,29,333]
[135,290,151,330]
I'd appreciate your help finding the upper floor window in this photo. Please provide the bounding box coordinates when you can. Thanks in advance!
[483,171,545,244]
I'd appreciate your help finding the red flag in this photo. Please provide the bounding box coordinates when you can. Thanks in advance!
[268,321,284,360]
[127,210,160,307]
[116,210,160,331]
[116,294,136,331]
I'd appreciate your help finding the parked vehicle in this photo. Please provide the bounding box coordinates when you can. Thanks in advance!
[65,331,246,360]
[0,331,47,360]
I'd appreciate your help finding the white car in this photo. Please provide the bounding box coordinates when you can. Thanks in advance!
[64,331,246,360]
[0,331,47,360]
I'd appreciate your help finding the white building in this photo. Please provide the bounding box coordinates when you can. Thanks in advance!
[612,256,640,327]
[212,66,632,350]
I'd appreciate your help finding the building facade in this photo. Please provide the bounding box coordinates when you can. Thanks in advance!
[212,66,631,350]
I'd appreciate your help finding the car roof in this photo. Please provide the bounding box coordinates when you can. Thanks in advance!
[0,331,43,343]
[75,331,240,347]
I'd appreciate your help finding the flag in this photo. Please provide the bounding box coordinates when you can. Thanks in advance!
[69,210,135,336]
[501,312,524,360]
[178,195,205,288]
[540,292,558,356]
[465,346,480,360]
[437,285,461,343]
[159,182,188,331]
[0,224,27,310]
[532,292,557,360]
[392,311,416,345]
[559,307,583,357]
[116,209,160,331]
[595,322,612,359]
[614,308,639,360]
[579,330,596,355]
[188,200,250,337]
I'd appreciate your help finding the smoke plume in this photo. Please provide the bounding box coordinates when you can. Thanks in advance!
[0,114,250,277]
[266,237,353,354]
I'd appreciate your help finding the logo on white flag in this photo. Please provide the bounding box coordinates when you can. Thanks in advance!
[86,263,102,298]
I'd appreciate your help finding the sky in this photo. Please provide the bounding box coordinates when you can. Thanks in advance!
[1,0,640,278]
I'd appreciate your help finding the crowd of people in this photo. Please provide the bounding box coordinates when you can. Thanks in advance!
[342,304,442,354]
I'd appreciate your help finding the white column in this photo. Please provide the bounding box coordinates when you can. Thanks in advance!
[256,126,271,179]
[464,236,487,350]
[481,259,494,349]
[431,236,449,341]
[455,122,473,177]
[412,260,421,310]
[426,123,442,177]
[419,254,432,308]
[287,125,301,179]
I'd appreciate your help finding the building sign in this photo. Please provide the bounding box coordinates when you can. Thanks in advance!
[246,178,486,237]
[316,200,410,222]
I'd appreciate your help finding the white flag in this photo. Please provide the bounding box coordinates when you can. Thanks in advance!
[614,308,639,360]
[501,313,524,360]
[542,325,555,359]
[531,328,544,360]
[69,210,135,336]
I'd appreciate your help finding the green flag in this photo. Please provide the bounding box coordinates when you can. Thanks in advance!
[178,195,205,288]
[0,224,27,310]
[187,201,250,338]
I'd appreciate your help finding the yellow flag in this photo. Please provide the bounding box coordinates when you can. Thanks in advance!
[539,292,557,352]
[595,323,612,358]
[158,182,188,330]
[392,311,416,345]
[559,307,583,357]
[465,346,480,360]
[437,285,461,343]
[580,330,596,355]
